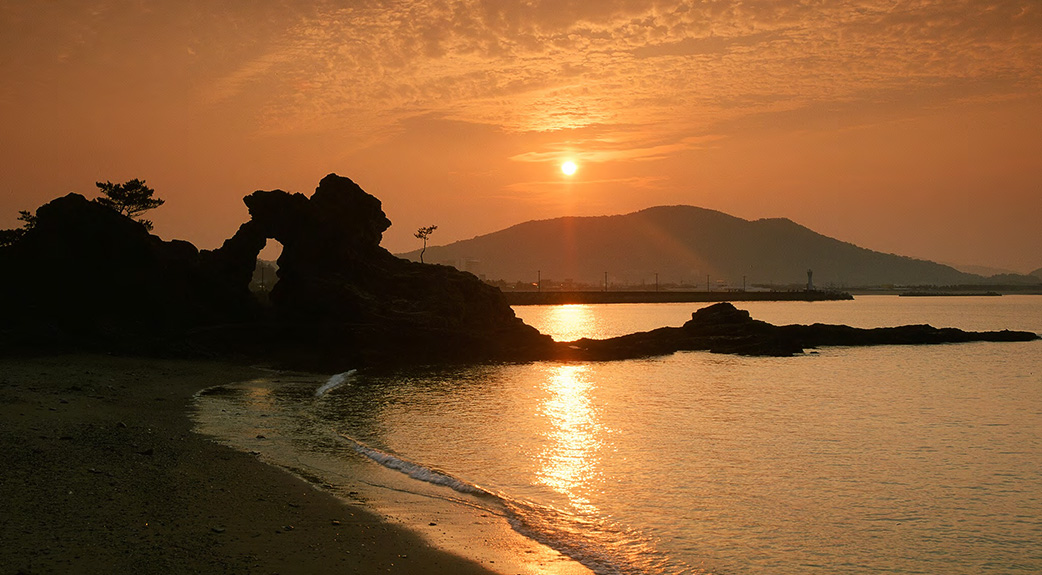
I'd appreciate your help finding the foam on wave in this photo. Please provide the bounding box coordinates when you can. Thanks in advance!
[315,369,357,397]
[339,435,490,496]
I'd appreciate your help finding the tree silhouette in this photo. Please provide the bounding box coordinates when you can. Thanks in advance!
[0,209,37,247]
[94,179,165,231]
[17,210,37,230]
[414,225,438,263]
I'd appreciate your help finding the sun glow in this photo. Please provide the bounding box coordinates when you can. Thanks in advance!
[561,161,578,176]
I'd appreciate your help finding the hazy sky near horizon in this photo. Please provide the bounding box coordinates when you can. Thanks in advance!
[2,1,1040,272]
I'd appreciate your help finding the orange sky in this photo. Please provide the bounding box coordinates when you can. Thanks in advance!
[2,1,1040,272]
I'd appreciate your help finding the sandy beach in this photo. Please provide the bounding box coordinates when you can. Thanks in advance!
[0,353,524,574]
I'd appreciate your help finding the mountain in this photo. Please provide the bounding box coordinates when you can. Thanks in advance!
[947,263,1015,277]
[946,264,1041,285]
[399,206,985,288]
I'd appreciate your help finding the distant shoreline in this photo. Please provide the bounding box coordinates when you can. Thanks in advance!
[899,291,1002,297]
[504,290,853,305]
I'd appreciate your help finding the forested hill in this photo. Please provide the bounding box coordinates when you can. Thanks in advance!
[398,206,993,288]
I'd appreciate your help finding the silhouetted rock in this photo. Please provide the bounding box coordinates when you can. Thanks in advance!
[554,302,1039,360]
[199,174,550,366]
[0,193,255,350]
[0,174,548,366]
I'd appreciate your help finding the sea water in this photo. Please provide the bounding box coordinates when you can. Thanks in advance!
[196,295,1042,574]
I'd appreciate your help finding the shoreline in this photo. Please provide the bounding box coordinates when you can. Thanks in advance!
[194,372,595,575]
[0,353,588,574]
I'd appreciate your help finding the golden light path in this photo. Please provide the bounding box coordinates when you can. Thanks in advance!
[532,361,669,573]
[536,363,604,515]
[534,305,604,512]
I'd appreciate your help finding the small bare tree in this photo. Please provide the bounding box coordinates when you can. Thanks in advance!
[414,225,438,263]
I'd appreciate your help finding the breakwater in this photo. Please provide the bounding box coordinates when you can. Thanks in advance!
[504,290,853,306]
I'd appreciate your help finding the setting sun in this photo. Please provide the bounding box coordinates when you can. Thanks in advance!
[561,161,578,176]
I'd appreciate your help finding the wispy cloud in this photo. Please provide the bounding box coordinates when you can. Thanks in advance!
[5,1,1040,150]
[188,0,1040,146]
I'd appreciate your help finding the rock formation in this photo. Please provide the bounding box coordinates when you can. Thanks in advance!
[0,193,255,349]
[554,302,1039,360]
[202,173,550,366]
[0,174,550,365]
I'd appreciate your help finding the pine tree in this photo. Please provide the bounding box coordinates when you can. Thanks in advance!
[94,179,165,231]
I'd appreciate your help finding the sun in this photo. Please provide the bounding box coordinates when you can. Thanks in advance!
[561,161,578,176]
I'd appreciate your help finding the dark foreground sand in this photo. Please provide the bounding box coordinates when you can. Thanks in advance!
[0,353,508,575]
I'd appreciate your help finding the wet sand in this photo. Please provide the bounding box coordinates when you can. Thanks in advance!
[0,353,529,574]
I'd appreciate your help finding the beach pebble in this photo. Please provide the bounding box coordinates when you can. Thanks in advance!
[211,526,226,534]
[256,434,266,439]
[283,525,294,531]
[331,520,341,526]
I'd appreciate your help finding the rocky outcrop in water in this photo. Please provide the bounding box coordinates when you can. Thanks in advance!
[555,302,1039,360]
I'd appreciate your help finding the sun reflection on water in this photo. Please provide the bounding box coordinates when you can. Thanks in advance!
[541,304,599,342]
[536,364,607,515]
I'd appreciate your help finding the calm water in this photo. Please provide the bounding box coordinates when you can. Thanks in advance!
[197,296,1042,574]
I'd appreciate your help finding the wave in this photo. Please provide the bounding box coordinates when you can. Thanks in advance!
[338,434,491,496]
[338,434,693,575]
[315,369,357,397]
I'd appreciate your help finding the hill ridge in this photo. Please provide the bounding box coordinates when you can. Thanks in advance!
[399,205,996,288]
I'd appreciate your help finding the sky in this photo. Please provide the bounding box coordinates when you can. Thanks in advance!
[2,1,1040,272]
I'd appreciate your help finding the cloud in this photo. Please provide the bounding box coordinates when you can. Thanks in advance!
[192,0,1040,145]
[10,1,1037,146]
